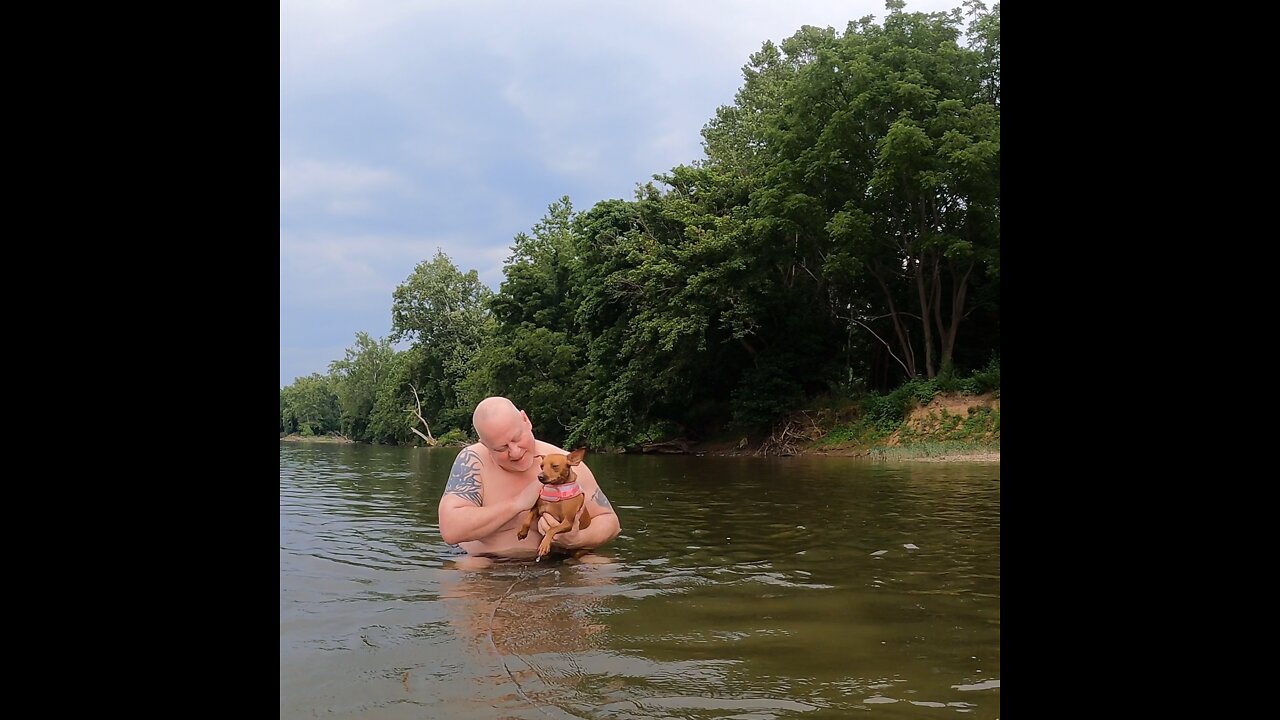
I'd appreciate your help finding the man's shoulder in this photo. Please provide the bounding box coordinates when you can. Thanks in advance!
[452,443,488,464]
[535,440,568,455]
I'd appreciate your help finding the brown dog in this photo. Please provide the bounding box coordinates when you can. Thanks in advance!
[516,447,593,559]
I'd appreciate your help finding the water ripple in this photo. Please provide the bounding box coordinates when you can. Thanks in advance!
[281,443,1000,719]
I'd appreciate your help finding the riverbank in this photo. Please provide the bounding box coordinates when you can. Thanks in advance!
[280,434,353,444]
[681,442,999,463]
[662,391,999,462]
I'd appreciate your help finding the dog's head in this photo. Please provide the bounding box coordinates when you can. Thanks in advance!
[536,447,587,485]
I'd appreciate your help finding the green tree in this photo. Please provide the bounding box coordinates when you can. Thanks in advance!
[279,373,341,437]
[702,1,1000,382]
[465,197,590,446]
[390,250,493,436]
[569,185,772,442]
[365,350,419,444]
[328,331,398,442]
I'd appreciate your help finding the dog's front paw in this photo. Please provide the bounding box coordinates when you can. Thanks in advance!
[517,529,529,540]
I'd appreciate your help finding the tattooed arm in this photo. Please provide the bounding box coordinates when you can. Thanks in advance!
[437,446,541,546]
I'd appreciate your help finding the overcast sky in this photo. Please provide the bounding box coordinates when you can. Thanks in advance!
[280,0,964,387]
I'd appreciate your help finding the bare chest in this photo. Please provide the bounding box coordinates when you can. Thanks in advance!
[479,465,538,507]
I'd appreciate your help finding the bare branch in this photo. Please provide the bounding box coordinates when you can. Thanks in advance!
[798,257,821,284]
[757,411,821,456]
[408,384,437,446]
[846,317,913,378]
[866,311,923,322]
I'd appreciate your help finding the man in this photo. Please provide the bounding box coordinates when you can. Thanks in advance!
[438,396,620,559]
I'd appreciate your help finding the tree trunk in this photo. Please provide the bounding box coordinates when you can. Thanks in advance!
[911,255,936,378]
[871,262,917,378]
[938,258,973,372]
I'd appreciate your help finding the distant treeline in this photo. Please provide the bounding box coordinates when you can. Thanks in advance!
[280,3,1001,449]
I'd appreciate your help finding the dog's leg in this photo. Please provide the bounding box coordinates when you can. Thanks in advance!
[538,519,575,558]
[578,506,592,530]
[516,507,539,540]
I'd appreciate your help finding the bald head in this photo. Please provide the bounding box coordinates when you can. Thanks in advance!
[472,396,537,471]
[473,396,520,442]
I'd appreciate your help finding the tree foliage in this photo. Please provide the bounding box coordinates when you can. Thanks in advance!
[390,250,494,437]
[279,373,340,437]
[463,197,591,447]
[327,331,397,442]
[703,1,1000,382]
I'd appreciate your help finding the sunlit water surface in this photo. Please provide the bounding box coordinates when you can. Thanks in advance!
[280,442,1000,719]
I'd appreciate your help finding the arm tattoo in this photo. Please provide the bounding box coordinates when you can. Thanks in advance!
[591,487,612,510]
[444,448,483,506]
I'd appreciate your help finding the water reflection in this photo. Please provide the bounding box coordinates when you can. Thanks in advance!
[436,557,623,715]
[281,442,1000,719]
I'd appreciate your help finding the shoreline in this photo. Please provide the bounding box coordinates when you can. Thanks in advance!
[897,451,999,463]
[279,435,998,462]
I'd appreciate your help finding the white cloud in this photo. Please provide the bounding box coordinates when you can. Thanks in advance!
[281,229,511,306]
[279,161,404,217]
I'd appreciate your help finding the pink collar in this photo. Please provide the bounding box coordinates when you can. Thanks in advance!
[539,481,582,502]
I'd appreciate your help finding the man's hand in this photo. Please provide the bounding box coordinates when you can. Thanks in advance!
[537,510,579,546]
[515,480,542,515]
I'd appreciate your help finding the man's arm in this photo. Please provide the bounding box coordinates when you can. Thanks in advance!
[437,447,533,545]
[540,463,621,551]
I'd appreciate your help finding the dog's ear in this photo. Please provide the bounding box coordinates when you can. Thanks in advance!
[566,447,587,465]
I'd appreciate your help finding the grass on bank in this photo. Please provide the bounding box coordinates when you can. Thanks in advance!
[868,440,1000,461]
[802,357,1000,457]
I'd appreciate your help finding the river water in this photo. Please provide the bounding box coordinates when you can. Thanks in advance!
[280,442,1000,718]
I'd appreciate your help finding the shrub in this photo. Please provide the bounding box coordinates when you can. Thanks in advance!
[899,377,939,405]
[436,429,470,446]
[972,355,1000,395]
[860,392,908,432]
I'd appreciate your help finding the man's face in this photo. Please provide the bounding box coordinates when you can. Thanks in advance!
[480,410,537,472]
